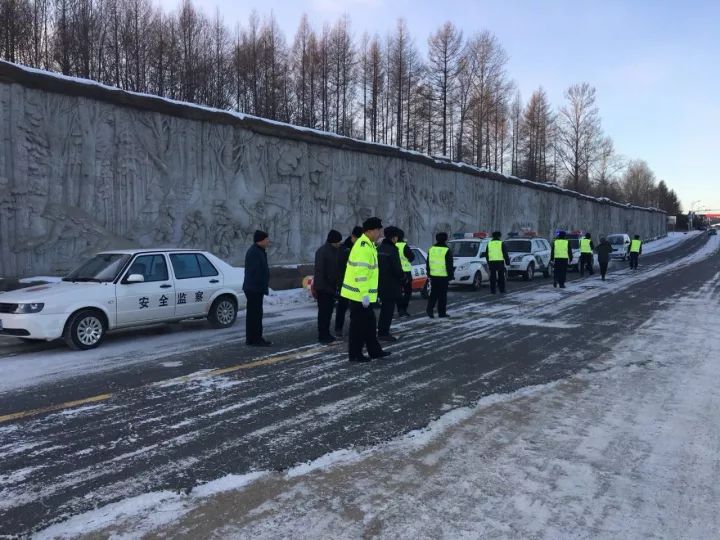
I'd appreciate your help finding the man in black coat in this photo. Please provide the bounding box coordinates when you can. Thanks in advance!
[596,236,613,281]
[377,226,404,341]
[314,229,342,344]
[334,226,362,337]
[243,230,271,346]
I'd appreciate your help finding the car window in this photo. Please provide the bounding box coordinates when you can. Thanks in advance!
[197,254,219,277]
[64,253,132,283]
[170,254,202,279]
[505,240,532,253]
[607,235,625,245]
[449,241,480,257]
[126,255,168,283]
[411,249,426,265]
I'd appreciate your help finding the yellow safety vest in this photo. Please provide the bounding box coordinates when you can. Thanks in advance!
[580,238,592,254]
[428,245,449,277]
[397,241,412,272]
[554,239,569,259]
[341,234,379,302]
[630,239,642,253]
[487,240,505,262]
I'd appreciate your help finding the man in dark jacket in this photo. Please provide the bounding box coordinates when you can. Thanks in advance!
[335,226,362,337]
[395,228,416,317]
[377,226,404,341]
[426,232,455,318]
[314,229,342,344]
[243,230,271,346]
[485,231,511,294]
[596,236,613,281]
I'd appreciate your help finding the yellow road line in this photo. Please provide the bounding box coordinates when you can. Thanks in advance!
[0,393,112,424]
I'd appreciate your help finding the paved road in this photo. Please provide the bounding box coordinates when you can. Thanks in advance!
[0,233,715,536]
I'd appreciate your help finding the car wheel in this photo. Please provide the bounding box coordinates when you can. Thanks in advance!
[421,280,431,299]
[523,263,535,281]
[64,309,106,350]
[471,271,482,291]
[208,295,238,329]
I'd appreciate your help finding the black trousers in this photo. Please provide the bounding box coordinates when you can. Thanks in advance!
[244,291,264,344]
[335,296,349,332]
[427,276,449,316]
[396,272,413,313]
[489,262,506,293]
[629,253,640,270]
[599,260,609,279]
[349,301,383,358]
[316,291,336,340]
[579,253,594,276]
[553,259,569,287]
[378,294,396,336]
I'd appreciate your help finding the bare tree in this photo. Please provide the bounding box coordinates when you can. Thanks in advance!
[427,21,462,157]
[520,87,554,181]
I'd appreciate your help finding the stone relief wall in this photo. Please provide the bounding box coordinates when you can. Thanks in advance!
[0,63,666,277]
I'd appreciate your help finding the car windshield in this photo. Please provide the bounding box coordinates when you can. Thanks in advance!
[63,253,131,282]
[450,241,484,257]
[607,235,625,245]
[505,240,532,253]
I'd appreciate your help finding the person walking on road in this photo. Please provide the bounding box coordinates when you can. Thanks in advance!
[395,229,416,317]
[313,229,342,344]
[485,231,510,294]
[629,234,643,271]
[243,230,272,346]
[426,232,455,318]
[551,231,573,289]
[596,236,613,281]
[335,226,362,338]
[579,232,595,277]
[377,226,404,342]
[340,218,390,362]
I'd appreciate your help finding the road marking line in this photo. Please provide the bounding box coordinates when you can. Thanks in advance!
[0,393,112,424]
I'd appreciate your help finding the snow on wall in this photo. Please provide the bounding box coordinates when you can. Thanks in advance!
[0,60,666,277]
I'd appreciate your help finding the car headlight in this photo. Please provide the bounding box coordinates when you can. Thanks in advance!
[13,303,45,314]
[456,264,469,272]
[511,256,524,263]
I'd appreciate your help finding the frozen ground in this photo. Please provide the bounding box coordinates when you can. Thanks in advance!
[642,230,702,254]
[28,234,720,539]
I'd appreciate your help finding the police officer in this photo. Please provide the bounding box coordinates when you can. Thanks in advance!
[335,226,362,338]
[579,232,595,277]
[395,229,416,317]
[377,226,404,342]
[485,231,510,294]
[426,232,455,318]
[340,217,391,362]
[629,234,643,271]
[551,230,573,289]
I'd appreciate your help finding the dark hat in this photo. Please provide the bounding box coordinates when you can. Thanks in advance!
[492,231,502,239]
[362,217,383,231]
[634,234,640,239]
[351,226,363,238]
[558,230,567,238]
[584,232,591,239]
[253,229,269,243]
[397,228,406,241]
[384,226,400,239]
[326,229,342,243]
[436,232,448,243]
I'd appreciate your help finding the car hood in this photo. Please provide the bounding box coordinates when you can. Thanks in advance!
[453,256,484,264]
[0,281,111,303]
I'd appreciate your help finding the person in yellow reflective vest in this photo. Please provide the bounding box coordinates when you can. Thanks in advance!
[485,231,511,294]
[579,232,595,277]
[551,230,573,289]
[340,217,390,362]
[426,232,455,318]
[629,234,643,271]
[395,229,416,317]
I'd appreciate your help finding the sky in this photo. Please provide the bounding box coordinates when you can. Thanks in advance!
[159,0,719,213]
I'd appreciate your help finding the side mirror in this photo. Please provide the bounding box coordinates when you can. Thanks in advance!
[125,273,145,284]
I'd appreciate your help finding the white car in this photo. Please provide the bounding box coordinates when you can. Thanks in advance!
[607,233,631,260]
[407,246,430,298]
[0,249,244,350]
[447,238,490,290]
[505,237,553,280]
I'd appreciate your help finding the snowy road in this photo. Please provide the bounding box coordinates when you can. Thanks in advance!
[0,231,715,536]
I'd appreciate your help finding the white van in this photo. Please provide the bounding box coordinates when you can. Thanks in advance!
[606,234,631,260]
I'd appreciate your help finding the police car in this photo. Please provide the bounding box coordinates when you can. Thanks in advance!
[0,249,245,350]
[448,234,491,290]
[406,246,431,298]
[504,234,553,280]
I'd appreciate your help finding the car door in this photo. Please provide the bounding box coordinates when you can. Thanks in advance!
[410,248,427,288]
[169,253,223,318]
[115,254,176,326]
[535,239,551,268]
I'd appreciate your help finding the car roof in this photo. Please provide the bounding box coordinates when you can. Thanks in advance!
[96,248,209,255]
